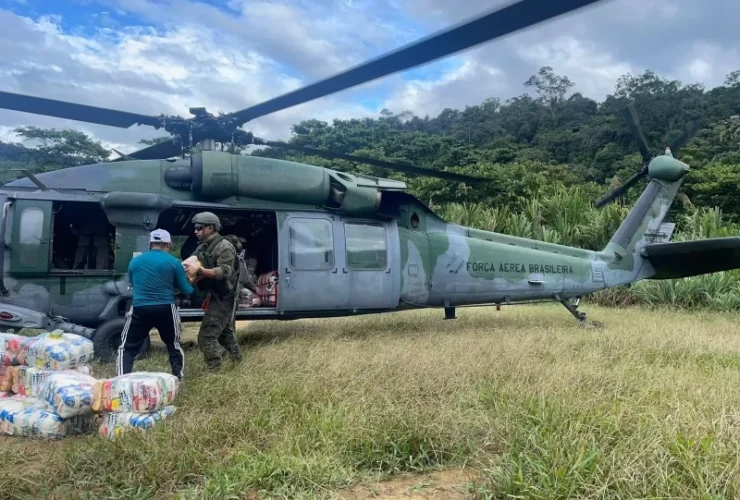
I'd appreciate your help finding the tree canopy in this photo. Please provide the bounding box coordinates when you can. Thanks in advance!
[2,66,740,221]
[250,66,740,221]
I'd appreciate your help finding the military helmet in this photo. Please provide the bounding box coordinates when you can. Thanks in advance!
[192,211,221,231]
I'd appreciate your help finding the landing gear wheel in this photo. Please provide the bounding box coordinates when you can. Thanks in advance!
[93,318,150,363]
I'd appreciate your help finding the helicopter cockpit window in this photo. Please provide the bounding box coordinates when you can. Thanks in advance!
[289,218,334,271]
[345,222,387,270]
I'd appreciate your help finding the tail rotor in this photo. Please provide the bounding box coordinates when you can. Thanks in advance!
[595,102,701,208]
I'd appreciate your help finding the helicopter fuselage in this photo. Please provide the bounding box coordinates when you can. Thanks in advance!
[0,149,731,362]
[0,183,609,329]
[0,151,617,333]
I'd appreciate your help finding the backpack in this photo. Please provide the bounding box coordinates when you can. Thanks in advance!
[236,250,249,286]
[222,234,254,289]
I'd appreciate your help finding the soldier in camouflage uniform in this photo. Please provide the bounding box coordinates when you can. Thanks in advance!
[185,211,244,371]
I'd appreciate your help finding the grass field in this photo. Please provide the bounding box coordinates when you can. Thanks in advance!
[3,303,740,499]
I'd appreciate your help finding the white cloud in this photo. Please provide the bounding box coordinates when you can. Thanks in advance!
[0,126,22,144]
[514,36,634,100]
[1,0,740,158]
[688,59,712,82]
[94,0,415,79]
[379,0,740,117]
[679,42,740,88]
[0,8,380,153]
[382,57,507,116]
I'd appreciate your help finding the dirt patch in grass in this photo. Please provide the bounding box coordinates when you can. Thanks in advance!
[335,468,478,499]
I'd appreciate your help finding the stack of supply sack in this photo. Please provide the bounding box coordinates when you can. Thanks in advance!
[1,332,30,395]
[0,330,99,438]
[1,330,94,396]
[0,332,24,393]
[4,372,99,439]
[0,330,179,439]
[93,372,178,439]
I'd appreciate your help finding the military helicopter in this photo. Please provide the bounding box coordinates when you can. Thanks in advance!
[0,0,738,363]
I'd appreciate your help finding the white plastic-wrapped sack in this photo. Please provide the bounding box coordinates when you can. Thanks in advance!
[0,332,25,355]
[10,366,33,395]
[182,255,202,284]
[98,405,176,439]
[93,372,179,413]
[0,365,11,392]
[1,337,21,365]
[9,407,98,439]
[12,366,49,397]
[19,330,94,370]
[1,332,34,367]
[0,351,17,366]
[9,365,92,398]
[37,371,96,418]
[0,395,37,436]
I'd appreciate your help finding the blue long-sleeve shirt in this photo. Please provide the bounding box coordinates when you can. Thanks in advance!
[128,249,194,307]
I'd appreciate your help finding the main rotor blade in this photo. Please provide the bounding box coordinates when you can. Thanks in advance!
[595,166,648,208]
[623,102,652,164]
[254,138,491,184]
[0,91,164,129]
[227,0,608,124]
[110,138,180,162]
[669,118,702,156]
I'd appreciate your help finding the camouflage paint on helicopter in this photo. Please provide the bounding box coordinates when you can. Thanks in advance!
[0,126,738,364]
[2,0,738,363]
[395,153,685,312]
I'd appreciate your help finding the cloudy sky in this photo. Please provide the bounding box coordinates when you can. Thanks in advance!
[1,0,739,155]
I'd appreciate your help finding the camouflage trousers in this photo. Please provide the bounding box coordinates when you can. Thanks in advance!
[198,293,243,371]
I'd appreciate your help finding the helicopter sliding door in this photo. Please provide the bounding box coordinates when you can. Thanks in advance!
[278,212,399,312]
[278,213,349,311]
[338,217,399,310]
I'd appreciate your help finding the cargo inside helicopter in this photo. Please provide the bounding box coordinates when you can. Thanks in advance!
[42,195,281,316]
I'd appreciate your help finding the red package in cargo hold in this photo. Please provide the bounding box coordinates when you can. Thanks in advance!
[257,271,278,307]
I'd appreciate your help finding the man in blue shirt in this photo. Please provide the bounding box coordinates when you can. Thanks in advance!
[117,228,194,379]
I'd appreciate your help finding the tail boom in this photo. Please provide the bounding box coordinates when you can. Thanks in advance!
[599,155,688,287]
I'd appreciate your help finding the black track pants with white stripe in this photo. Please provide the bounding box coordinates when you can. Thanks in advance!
[117,303,185,379]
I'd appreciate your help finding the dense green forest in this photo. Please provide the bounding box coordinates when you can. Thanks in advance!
[2,66,740,310]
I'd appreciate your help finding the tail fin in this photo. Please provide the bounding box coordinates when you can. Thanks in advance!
[600,152,688,283]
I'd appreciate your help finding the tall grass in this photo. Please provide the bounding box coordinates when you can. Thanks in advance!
[436,185,740,311]
[4,306,740,499]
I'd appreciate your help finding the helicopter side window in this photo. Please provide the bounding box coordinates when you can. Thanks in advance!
[288,219,334,271]
[345,222,387,270]
[410,212,420,229]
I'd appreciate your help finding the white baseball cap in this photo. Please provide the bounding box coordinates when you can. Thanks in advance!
[149,228,172,243]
